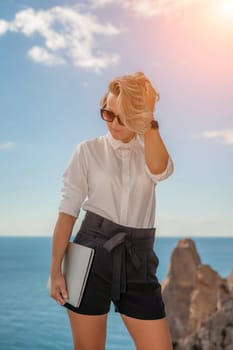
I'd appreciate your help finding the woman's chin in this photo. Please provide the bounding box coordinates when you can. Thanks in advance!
[110,130,122,139]
[108,128,136,143]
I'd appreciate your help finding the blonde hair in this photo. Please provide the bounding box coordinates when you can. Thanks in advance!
[100,72,160,134]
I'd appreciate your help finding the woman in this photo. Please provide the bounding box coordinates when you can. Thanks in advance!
[50,72,174,350]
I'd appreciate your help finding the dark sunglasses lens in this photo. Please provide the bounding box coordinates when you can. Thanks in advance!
[100,109,124,126]
[101,109,114,122]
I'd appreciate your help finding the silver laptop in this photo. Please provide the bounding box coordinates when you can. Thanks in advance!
[48,242,95,307]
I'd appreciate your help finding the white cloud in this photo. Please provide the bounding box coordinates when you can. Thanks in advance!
[0,6,121,72]
[28,46,65,66]
[90,0,116,7]
[0,19,9,35]
[0,142,14,150]
[90,0,202,16]
[195,129,233,145]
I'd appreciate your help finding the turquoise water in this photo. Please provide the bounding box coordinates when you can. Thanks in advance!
[0,237,232,350]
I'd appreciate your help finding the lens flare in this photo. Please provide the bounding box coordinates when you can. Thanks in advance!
[222,0,233,16]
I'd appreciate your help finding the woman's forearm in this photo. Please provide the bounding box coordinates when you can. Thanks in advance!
[50,212,76,276]
[143,128,169,174]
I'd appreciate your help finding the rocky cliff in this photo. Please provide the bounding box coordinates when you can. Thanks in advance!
[162,238,233,350]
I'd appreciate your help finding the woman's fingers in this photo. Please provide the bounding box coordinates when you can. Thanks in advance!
[50,274,68,305]
[60,286,68,302]
[56,288,67,305]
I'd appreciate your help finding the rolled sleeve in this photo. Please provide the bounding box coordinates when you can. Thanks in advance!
[145,156,174,184]
[58,144,88,218]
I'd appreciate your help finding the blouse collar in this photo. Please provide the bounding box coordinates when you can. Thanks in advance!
[106,131,138,150]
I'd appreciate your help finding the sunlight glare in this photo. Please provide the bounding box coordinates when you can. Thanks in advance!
[222,0,233,16]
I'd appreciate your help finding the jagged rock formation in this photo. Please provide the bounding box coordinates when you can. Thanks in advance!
[175,299,233,350]
[227,271,233,297]
[162,238,233,349]
[189,264,220,332]
[162,238,202,340]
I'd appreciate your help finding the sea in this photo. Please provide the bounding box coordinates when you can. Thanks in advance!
[0,236,232,350]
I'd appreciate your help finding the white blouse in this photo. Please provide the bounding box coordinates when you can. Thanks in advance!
[58,132,174,228]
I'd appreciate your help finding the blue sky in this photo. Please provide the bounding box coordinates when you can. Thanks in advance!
[0,0,233,236]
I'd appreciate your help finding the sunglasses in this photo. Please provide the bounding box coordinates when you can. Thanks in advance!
[100,108,125,126]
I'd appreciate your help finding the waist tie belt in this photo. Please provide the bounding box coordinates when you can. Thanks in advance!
[78,211,155,301]
[103,231,142,301]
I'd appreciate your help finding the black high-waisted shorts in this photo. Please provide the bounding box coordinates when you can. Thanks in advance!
[64,211,166,320]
